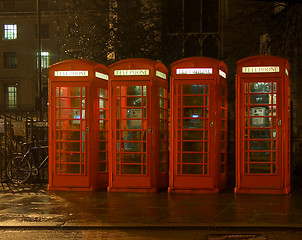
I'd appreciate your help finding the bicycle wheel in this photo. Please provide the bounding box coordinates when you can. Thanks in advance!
[6,156,31,184]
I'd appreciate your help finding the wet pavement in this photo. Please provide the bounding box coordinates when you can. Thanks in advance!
[0,182,302,231]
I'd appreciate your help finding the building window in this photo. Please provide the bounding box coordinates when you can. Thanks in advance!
[37,51,49,68]
[36,24,49,39]
[3,52,17,69]
[41,0,48,9]
[6,85,17,110]
[3,24,17,40]
[4,0,15,9]
[184,0,201,33]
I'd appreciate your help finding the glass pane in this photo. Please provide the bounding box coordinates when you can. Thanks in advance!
[121,165,141,174]
[183,96,204,106]
[249,152,271,162]
[127,86,142,96]
[123,142,141,152]
[250,164,271,173]
[122,131,141,141]
[183,85,204,94]
[143,86,147,96]
[127,109,142,118]
[99,110,106,119]
[249,82,271,93]
[126,120,142,129]
[250,117,271,127]
[183,131,203,140]
[160,109,165,119]
[121,153,141,163]
[60,142,81,151]
[99,162,107,172]
[250,129,271,139]
[182,165,203,174]
[250,94,270,104]
[70,87,81,97]
[99,88,106,98]
[159,87,165,97]
[59,153,81,162]
[250,140,271,150]
[183,108,203,118]
[58,164,81,174]
[183,119,203,129]
[183,142,203,151]
[99,141,106,150]
[99,99,106,108]
[99,151,107,162]
[182,153,203,163]
[127,97,142,107]
[70,98,82,108]
[160,99,165,108]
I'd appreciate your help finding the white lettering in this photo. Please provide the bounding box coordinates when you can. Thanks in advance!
[242,66,280,73]
[95,72,109,80]
[156,71,167,79]
[54,71,89,77]
[176,68,213,75]
[114,69,150,76]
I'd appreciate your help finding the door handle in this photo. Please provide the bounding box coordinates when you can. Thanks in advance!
[147,127,152,133]
[210,121,214,127]
[277,120,282,126]
[86,127,89,133]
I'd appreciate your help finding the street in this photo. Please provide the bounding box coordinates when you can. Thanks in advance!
[0,228,301,240]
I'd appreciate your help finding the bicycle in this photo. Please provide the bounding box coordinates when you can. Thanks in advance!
[6,142,48,184]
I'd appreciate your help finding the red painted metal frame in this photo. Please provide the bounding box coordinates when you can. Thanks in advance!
[168,57,228,193]
[48,59,109,191]
[235,55,291,194]
[108,58,169,192]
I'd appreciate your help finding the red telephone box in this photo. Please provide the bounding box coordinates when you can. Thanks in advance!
[168,57,228,193]
[235,55,291,194]
[48,59,109,191]
[108,58,169,192]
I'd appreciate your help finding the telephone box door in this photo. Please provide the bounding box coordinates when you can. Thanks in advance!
[172,80,214,189]
[111,82,151,188]
[52,84,90,187]
[238,79,282,189]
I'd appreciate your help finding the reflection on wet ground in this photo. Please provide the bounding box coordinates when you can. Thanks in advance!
[0,183,302,229]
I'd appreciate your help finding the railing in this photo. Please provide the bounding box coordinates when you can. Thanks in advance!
[0,111,48,183]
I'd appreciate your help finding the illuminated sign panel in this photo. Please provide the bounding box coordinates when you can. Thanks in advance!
[285,68,289,76]
[95,72,109,80]
[54,71,89,77]
[156,70,167,79]
[219,69,227,79]
[176,68,213,75]
[242,66,280,73]
[114,69,149,76]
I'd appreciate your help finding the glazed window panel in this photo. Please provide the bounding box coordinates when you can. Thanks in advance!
[176,83,210,176]
[243,81,278,175]
[98,88,108,173]
[54,86,86,175]
[115,85,148,175]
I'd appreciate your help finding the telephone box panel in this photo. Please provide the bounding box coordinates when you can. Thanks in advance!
[48,59,109,191]
[235,55,291,194]
[169,57,228,193]
[108,58,169,192]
